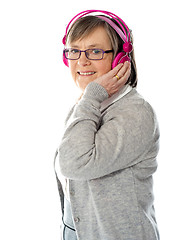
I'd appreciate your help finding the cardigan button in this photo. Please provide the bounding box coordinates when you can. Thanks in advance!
[74,217,80,223]
[70,190,75,196]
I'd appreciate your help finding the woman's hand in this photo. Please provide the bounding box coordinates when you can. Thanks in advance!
[93,61,131,97]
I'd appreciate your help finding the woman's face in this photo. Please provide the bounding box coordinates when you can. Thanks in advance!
[67,27,113,92]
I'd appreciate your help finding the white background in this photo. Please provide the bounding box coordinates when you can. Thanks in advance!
[0,0,195,239]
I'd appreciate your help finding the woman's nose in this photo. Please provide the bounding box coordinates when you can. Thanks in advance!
[77,52,90,66]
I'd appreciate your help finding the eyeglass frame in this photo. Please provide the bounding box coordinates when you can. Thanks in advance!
[63,48,114,60]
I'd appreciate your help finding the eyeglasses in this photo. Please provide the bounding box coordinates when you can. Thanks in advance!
[63,48,113,60]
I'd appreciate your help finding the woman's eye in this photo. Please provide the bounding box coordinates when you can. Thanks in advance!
[92,49,102,54]
[71,49,79,54]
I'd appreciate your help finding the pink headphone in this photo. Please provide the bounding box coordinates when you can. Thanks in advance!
[62,10,133,69]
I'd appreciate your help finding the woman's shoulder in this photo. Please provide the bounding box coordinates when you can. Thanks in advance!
[103,88,158,128]
[111,88,154,113]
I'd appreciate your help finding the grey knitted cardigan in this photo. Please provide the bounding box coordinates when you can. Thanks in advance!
[56,82,160,240]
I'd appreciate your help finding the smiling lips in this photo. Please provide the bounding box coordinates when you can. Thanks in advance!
[78,71,96,76]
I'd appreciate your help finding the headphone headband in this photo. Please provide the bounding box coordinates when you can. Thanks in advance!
[63,10,131,45]
[96,16,127,42]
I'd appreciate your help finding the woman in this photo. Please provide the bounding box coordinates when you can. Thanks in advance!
[55,10,160,240]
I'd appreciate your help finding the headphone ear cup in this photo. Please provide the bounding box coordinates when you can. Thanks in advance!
[62,36,69,67]
[63,55,69,67]
[112,52,130,69]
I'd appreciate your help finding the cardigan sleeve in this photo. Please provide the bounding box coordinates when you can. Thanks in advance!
[58,82,159,181]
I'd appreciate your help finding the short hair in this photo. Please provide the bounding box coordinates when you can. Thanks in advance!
[66,15,138,88]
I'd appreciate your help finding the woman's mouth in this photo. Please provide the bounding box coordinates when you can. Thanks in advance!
[77,71,96,76]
